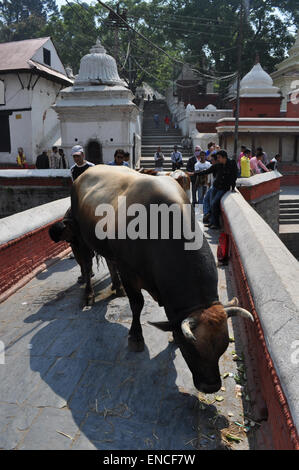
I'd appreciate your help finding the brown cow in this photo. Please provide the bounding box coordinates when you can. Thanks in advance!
[138,168,191,201]
[65,165,253,393]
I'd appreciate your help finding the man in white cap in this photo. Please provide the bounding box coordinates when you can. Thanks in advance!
[70,145,95,181]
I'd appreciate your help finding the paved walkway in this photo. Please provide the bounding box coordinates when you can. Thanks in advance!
[0,227,259,450]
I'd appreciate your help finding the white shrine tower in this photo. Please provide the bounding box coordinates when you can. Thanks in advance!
[53,39,141,166]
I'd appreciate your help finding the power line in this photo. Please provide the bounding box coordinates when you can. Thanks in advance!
[128,9,242,27]
[127,13,237,32]
[126,15,240,40]
[130,40,237,82]
[64,0,128,72]
[95,0,238,81]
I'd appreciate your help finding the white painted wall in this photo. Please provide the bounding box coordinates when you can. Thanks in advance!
[31,38,67,75]
[0,73,31,110]
[0,73,64,165]
[61,119,130,165]
[31,76,62,157]
[9,110,32,164]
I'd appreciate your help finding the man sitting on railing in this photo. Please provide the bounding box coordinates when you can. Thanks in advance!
[195,150,238,230]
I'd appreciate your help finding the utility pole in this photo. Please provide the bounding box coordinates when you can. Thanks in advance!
[233,1,245,160]
[105,3,128,67]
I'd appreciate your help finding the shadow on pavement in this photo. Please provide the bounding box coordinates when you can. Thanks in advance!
[23,277,230,450]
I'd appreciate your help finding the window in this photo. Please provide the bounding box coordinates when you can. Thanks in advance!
[0,114,11,152]
[43,48,51,66]
[0,80,4,105]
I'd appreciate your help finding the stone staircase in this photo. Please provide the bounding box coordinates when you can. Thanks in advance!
[279,190,299,260]
[279,199,299,225]
[140,100,193,170]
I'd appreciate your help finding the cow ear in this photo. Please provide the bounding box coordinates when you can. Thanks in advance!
[148,321,173,332]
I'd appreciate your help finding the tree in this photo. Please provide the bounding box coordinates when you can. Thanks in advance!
[0,0,298,95]
[40,3,99,73]
[0,0,58,41]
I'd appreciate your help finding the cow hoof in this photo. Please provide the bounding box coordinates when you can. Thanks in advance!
[128,337,145,353]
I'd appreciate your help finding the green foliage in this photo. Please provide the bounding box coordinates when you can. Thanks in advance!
[0,0,298,94]
[40,4,99,73]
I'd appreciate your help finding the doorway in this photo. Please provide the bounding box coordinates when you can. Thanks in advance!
[86,140,103,165]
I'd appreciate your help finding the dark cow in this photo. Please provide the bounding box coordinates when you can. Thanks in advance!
[59,165,253,393]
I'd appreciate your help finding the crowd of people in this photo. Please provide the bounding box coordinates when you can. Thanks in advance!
[15,146,69,169]
[16,137,280,233]
[238,145,281,177]
[183,141,280,230]
[69,146,130,182]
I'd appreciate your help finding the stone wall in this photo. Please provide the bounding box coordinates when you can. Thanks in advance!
[0,186,71,218]
[280,232,299,260]
[236,171,282,234]
[221,190,299,450]
[0,169,72,218]
[0,198,70,302]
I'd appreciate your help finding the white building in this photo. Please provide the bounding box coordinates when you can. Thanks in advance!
[0,37,73,166]
[53,40,141,167]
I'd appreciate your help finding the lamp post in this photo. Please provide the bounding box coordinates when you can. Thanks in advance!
[233,1,245,159]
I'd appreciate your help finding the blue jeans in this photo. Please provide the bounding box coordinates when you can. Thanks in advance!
[197,185,208,204]
[210,187,226,226]
[203,186,213,215]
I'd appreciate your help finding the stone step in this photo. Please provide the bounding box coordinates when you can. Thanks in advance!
[280,213,299,219]
[279,218,299,224]
[280,208,299,214]
[142,138,183,143]
[279,199,299,205]
[141,146,189,151]
[140,155,192,160]
[142,131,182,136]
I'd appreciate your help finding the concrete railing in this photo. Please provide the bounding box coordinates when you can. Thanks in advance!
[221,190,299,450]
[236,171,283,234]
[0,197,71,302]
[0,169,71,179]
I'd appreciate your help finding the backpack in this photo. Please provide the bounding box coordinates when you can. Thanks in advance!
[217,232,229,264]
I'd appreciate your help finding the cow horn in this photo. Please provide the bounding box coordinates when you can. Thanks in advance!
[181,317,197,341]
[223,297,239,308]
[225,307,254,322]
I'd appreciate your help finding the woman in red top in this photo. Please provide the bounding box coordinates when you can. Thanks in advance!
[164,115,170,132]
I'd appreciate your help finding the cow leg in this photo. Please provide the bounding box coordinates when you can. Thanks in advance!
[105,258,124,297]
[120,274,145,352]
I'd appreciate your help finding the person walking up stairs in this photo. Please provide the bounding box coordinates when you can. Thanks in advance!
[140,100,193,171]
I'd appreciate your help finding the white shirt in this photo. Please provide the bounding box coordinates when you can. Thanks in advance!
[171,151,182,163]
[194,160,211,172]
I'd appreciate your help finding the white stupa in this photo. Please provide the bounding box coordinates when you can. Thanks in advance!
[240,62,281,98]
[75,39,126,87]
[53,39,141,166]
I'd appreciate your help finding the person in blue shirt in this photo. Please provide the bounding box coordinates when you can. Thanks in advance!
[108,149,129,166]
